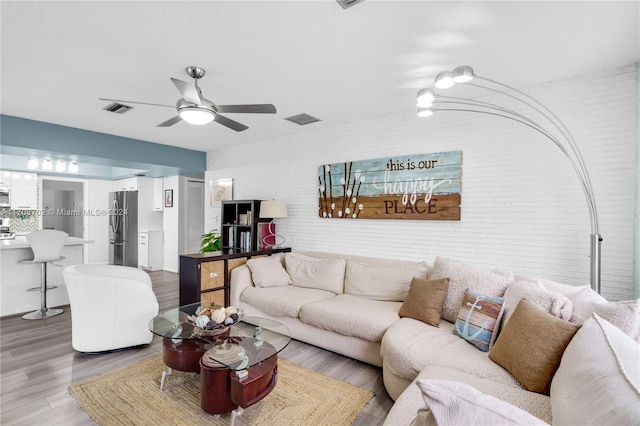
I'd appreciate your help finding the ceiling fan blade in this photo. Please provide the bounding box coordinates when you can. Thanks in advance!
[99,98,174,108]
[215,104,277,114]
[214,114,248,132]
[156,116,182,127]
[170,78,201,105]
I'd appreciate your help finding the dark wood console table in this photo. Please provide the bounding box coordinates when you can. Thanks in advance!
[179,247,291,307]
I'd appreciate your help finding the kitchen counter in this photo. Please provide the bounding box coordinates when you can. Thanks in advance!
[0,236,92,249]
[1,236,93,316]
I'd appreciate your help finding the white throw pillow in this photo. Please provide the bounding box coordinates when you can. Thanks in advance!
[415,379,547,426]
[431,257,514,323]
[344,260,428,301]
[246,255,291,288]
[502,280,572,326]
[568,287,640,343]
[285,253,345,294]
[550,313,640,426]
[537,277,588,296]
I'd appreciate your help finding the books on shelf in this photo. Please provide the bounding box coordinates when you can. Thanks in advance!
[238,211,252,226]
[239,231,251,251]
[228,226,252,250]
[228,227,235,248]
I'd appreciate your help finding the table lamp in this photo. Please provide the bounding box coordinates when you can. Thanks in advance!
[259,200,287,248]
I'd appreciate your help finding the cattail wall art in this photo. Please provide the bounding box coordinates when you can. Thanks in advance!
[317,151,462,220]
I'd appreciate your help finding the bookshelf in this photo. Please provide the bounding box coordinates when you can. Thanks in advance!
[221,200,273,252]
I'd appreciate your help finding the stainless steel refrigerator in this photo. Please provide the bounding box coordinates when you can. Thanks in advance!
[109,191,138,267]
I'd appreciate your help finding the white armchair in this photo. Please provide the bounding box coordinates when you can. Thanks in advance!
[63,264,159,353]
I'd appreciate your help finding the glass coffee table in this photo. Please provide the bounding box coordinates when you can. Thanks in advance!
[148,304,291,423]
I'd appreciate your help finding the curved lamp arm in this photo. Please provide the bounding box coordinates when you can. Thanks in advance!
[421,67,602,293]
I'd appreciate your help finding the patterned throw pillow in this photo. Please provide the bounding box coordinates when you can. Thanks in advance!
[453,288,505,352]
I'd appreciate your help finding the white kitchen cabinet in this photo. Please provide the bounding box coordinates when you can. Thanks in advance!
[10,172,38,209]
[138,230,163,271]
[0,170,12,189]
[153,178,163,211]
[112,177,138,192]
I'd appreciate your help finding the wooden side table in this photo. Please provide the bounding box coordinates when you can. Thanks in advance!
[179,247,291,307]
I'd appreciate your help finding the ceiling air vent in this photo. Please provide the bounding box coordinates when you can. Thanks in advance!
[285,113,321,126]
[336,0,365,10]
[103,102,133,114]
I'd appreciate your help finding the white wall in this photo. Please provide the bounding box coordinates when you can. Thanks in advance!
[162,175,180,272]
[205,65,637,301]
[86,179,112,263]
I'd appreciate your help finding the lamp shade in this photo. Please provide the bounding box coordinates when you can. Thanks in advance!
[452,65,475,83]
[434,71,454,89]
[259,200,288,218]
[416,88,436,107]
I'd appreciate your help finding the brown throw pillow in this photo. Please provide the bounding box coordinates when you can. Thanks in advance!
[399,277,450,327]
[489,299,580,395]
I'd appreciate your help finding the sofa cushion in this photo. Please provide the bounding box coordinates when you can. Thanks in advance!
[285,253,345,294]
[550,313,640,426]
[381,317,523,389]
[246,255,291,288]
[299,294,402,342]
[452,289,505,352]
[568,287,640,342]
[383,365,551,426]
[489,299,580,395]
[344,260,428,301]
[240,285,335,318]
[399,277,449,327]
[430,257,514,323]
[502,279,572,326]
[415,379,548,426]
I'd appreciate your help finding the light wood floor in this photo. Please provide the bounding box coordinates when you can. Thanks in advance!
[0,270,393,425]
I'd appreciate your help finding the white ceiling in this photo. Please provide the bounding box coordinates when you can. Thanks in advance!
[1,1,638,155]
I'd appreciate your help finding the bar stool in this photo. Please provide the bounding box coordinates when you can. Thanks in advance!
[20,230,68,320]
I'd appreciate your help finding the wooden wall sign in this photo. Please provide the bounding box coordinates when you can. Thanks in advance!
[318,151,462,220]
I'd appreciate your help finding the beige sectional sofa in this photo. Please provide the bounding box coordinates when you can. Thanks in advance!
[231,251,427,366]
[230,251,640,425]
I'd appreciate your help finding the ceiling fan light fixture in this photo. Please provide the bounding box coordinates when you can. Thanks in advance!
[179,107,214,125]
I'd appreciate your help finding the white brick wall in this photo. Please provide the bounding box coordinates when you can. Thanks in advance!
[205,65,637,301]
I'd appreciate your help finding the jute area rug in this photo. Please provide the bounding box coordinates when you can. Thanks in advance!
[68,354,374,425]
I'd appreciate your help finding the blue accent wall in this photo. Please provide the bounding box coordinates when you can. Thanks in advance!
[0,115,206,178]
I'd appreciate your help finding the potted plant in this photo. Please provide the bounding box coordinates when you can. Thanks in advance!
[200,229,222,253]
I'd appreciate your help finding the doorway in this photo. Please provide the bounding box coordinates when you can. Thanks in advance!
[42,180,84,237]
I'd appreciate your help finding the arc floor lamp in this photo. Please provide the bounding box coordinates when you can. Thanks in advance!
[417,65,602,294]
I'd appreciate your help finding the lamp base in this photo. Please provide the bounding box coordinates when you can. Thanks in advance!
[262,221,285,249]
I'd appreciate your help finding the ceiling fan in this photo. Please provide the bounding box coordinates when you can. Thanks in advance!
[99,66,276,132]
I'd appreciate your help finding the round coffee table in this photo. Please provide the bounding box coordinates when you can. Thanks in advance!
[148,304,291,422]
